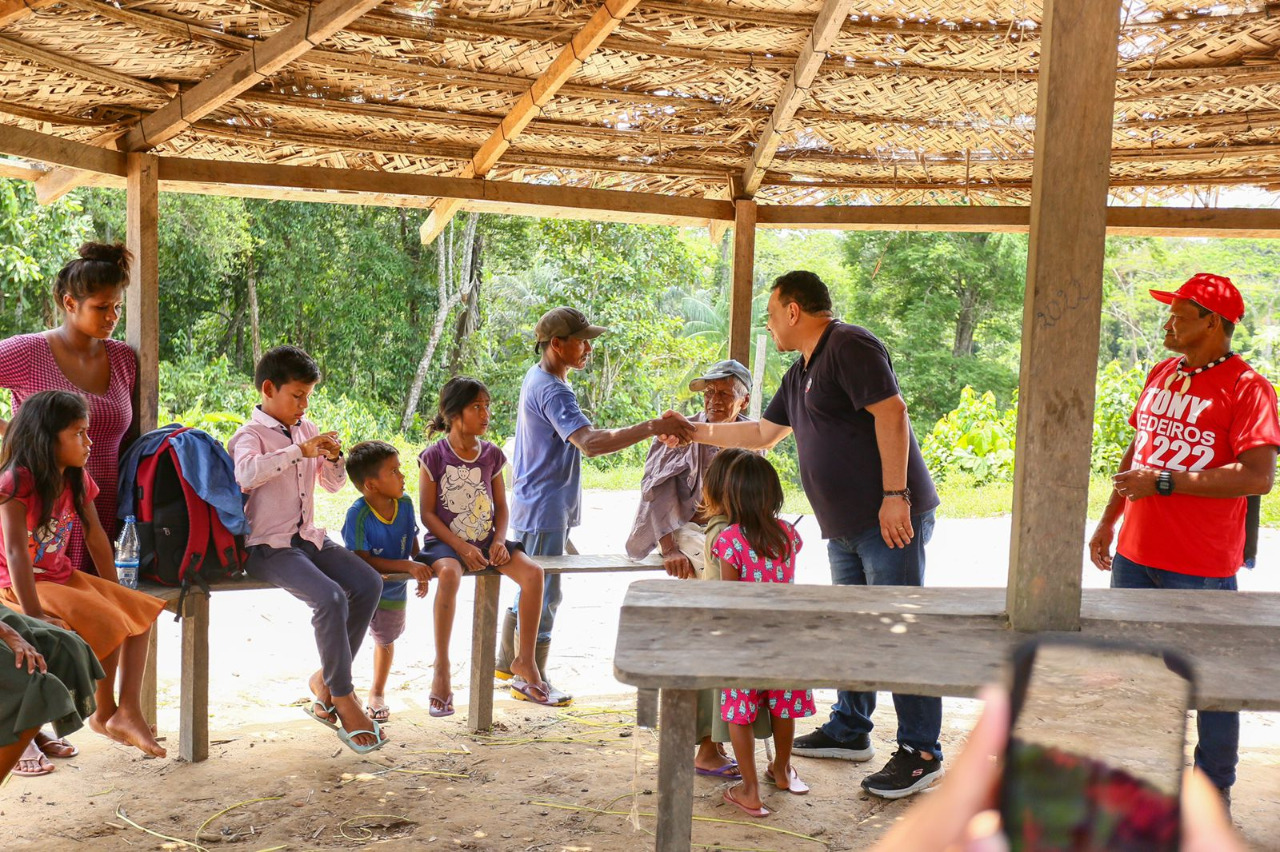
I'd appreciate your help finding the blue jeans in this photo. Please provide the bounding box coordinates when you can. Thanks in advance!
[506,528,566,644]
[1111,553,1239,789]
[821,510,943,759]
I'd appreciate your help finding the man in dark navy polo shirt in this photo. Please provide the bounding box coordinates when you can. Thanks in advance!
[680,270,944,799]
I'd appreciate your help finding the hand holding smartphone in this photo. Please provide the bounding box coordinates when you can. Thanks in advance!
[871,639,1243,852]
[1001,639,1193,852]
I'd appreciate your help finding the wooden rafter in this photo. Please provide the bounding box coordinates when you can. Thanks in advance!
[418,0,642,245]
[0,0,57,29]
[739,0,855,198]
[35,0,384,202]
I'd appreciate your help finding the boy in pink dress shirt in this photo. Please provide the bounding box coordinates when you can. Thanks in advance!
[226,346,386,754]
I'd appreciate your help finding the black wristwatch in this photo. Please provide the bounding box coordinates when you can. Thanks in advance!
[1155,470,1174,496]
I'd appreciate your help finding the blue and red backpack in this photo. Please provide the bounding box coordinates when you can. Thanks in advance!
[118,425,248,607]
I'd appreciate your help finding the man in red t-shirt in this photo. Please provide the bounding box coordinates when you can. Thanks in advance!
[1090,272,1280,809]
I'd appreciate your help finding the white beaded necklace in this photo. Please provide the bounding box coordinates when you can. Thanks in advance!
[1162,352,1234,394]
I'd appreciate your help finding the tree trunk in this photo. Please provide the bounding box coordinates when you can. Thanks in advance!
[952,274,980,357]
[401,215,484,431]
[448,224,484,374]
[247,252,262,366]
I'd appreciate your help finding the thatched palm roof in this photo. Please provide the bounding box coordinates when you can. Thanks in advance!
[1,0,1278,212]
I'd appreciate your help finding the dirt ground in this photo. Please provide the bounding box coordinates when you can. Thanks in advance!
[2,491,1277,851]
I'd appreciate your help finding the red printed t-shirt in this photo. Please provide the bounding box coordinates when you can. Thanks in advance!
[0,468,100,587]
[1117,355,1280,577]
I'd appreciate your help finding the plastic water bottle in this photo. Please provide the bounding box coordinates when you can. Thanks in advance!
[115,515,140,590]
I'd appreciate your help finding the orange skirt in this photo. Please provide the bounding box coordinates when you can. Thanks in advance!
[1,571,165,661]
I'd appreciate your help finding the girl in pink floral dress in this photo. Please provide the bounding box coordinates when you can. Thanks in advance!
[711,453,815,818]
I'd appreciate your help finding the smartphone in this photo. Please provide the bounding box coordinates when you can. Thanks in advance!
[999,637,1195,852]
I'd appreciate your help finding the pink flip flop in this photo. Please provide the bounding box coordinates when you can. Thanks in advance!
[766,765,810,795]
[722,787,770,818]
[510,680,559,707]
[428,692,455,718]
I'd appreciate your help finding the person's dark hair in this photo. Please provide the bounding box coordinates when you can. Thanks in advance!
[1191,300,1236,339]
[254,345,321,391]
[346,440,399,490]
[53,242,131,308]
[771,270,833,315]
[0,390,91,531]
[700,447,752,518]
[721,453,791,562]
[429,376,489,433]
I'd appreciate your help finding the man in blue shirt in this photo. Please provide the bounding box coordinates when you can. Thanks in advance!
[496,307,692,705]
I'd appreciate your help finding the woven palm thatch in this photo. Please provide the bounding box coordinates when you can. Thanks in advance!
[2,0,1280,207]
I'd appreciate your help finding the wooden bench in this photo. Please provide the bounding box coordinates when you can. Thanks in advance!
[140,553,664,762]
[612,580,1280,852]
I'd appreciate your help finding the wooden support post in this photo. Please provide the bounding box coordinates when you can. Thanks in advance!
[125,152,159,434]
[1007,0,1123,632]
[141,620,158,729]
[180,590,210,763]
[635,688,658,729]
[468,574,501,733]
[729,199,757,366]
[655,689,697,851]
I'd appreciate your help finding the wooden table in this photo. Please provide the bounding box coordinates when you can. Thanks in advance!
[140,553,663,762]
[613,580,1280,851]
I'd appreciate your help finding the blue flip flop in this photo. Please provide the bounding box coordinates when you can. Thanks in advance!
[304,700,339,730]
[337,720,388,755]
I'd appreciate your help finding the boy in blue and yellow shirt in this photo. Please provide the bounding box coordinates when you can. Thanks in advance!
[341,441,430,722]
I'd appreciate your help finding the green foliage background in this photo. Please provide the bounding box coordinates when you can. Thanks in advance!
[1,180,1277,525]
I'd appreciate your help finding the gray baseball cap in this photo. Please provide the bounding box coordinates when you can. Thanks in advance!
[534,307,608,344]
[689,359,751,392]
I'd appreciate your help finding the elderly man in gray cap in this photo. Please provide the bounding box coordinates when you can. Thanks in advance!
[626,359,752,578]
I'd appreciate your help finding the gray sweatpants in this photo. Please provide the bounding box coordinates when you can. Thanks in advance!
[245,535,382,697]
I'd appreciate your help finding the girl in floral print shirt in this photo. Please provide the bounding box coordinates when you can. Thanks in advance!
[711,453,814,818]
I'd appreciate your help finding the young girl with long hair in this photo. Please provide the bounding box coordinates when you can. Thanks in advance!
[0,390,165,760]
[712,452,814,817]
[416,377,552,712]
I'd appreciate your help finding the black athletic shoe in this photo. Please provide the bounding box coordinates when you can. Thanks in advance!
[861,744,944,799]
[791,729,875,761]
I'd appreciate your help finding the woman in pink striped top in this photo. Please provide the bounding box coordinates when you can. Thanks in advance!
[0,243,137,577]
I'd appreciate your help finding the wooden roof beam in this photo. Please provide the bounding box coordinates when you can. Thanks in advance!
[0,0,57,29]
[739,0,855,198]
[119,0,385,152]
[419,0,642,245]
[36,0,384,202]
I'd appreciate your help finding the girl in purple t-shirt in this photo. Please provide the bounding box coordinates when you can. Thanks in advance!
[711,453,815,818]
[416,377,555,711]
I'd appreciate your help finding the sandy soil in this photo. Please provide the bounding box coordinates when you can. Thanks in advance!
[2,491,1277,851]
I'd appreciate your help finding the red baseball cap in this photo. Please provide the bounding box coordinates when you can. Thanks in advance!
[1149,273,1245,324]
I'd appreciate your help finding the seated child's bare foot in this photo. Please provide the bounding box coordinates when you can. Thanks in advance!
[508,654,542,688]
[332,695,383,749]
[89,710,126,744]
[105,708,167,758]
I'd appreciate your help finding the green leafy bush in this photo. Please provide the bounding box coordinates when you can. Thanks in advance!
[921,386,1018,484]
[1091,360,1147,475]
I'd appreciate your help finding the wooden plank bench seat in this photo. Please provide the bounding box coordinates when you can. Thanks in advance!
[140,553,663,762]
[612,580,1280,851]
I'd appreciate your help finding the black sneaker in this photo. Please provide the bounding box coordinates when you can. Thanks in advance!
[861,744,944,799]
[792,729,875,761]
[1217,785,1232,819]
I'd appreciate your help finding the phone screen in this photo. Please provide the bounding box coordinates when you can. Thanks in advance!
[1000,641,1193,852]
